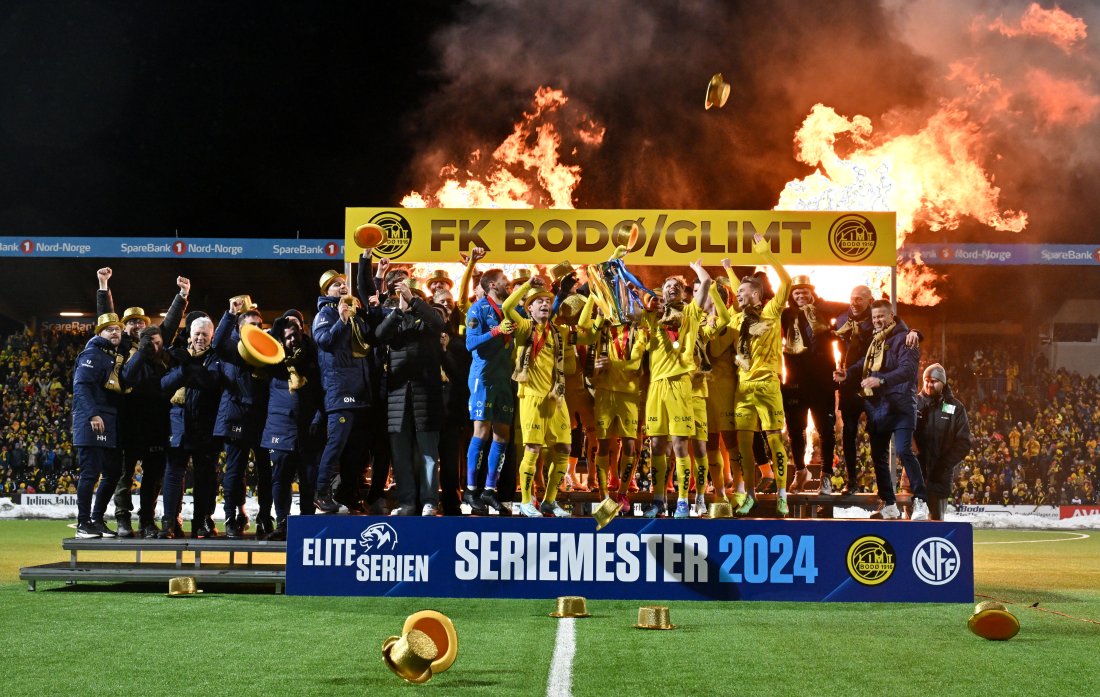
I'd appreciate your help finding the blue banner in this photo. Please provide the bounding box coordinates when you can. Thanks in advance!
[902,243,1100,266]
[286,516,973,603]
[0,237,344,260]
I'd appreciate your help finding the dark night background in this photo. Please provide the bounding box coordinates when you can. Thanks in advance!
[1,1,1098,327]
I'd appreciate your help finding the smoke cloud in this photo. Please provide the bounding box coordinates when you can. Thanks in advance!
[401,0,1100,244]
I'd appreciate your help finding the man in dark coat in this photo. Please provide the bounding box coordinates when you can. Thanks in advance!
[834,286,920,492]
[915,363,972,520]
[780,275,846,493]
[835,300,929,520]
[97,270,189,537]
[160,316,223,538]
[376,279,447,516]
[213,296,274,537]
[312,264,381,513]
[262,310,323,539]
[72,313,126,538]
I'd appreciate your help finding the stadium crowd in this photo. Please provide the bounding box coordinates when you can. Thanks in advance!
[5,248,1098,536]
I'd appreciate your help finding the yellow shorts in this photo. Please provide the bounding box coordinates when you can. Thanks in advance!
[692,394,709,442]
[519,394,572,446]
[594,389,640,440]
[706,378,737,434]
[645,374,695,438]
[734,378,785,432]
[566,386,595,431]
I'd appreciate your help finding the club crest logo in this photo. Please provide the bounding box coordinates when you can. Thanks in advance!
[359,522,399,553]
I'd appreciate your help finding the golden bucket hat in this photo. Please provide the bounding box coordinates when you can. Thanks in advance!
[790,275,815,291]
[319,270,346,293]
[704,72,731,110]
[402,610,458,673]
[610,222,641,251]
[635,606,676,630]
[95,313,124,334]
[354,222,387,249]
[237,323,286,368]
[549,596,590,618]
[511,267,533,285]
[381,629,437,684]
[121,307,151,325]
[166,576,203,597]
[524,288,555,309]
[707,501,733,519]
[427,269,454,289]
[550,261,575,282]
[230,295,259,314]
[968,601,1020,640]
[593,497,623,531]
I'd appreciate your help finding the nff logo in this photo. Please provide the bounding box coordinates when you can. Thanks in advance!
[911,537,960,586]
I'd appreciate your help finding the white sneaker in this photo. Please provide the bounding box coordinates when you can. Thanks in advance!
[910,498,929,521]
[880,503,900,520]
[540,500,571,518]
[421,504,437,517]
[518,502,543,517]
[692,495,707,517]
[819,477,833,495]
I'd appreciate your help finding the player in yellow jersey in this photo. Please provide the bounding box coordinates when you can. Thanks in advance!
[642,259,712,518]
[705,276,742,509]
[686,282,732,516]
[575,289,648,514]
[729,234,793,517]
[503,280,576,517]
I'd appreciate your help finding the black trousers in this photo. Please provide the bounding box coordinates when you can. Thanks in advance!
[784,389,838,474]
[163,446,219,524]
[76,446,122,525]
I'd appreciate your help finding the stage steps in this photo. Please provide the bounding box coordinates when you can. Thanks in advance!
[20,537,287,593]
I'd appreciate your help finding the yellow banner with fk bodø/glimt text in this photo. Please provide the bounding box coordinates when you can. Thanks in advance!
[345,208,897,266]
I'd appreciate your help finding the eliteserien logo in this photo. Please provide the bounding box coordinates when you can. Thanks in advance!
[911,537,960,586]
[359,522,398,553]
[368,211,413,260]
[846,535,895,585]
[828,214,877,263]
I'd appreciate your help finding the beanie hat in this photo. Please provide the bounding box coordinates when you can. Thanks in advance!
[924,363,947,384]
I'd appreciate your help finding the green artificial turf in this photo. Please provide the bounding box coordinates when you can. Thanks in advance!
[1,522,1097,696]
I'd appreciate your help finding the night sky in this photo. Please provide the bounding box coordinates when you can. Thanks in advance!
[2,1,1099,320]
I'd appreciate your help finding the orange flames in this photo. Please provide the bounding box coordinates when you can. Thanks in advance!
[983,2,1087,53]
[771,100,1029,306]
[402,86,604,210]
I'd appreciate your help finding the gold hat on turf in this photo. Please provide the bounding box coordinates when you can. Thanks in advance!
[319,270,346,293]
[549,596,590,618]
[707,501,733,519]
[95,313,123,333]
[121,307,151,325]
[382,629,438,684]
[704,73,731,110]
[402,610,458,673]
[635,606,676,630]
[593,497,623,531]
[968,601,1020,640]
[166,576,202,597]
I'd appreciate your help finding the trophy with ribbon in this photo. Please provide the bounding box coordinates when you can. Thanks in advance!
[587,222,657,324]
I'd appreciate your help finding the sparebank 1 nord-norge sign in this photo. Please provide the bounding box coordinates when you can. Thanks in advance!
[344,209,897,266]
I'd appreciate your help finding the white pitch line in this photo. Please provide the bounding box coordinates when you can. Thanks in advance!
[546,617,576,697]
[975,532,1090,545]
